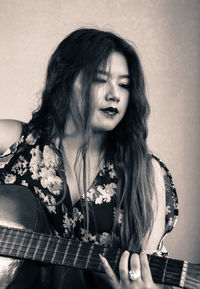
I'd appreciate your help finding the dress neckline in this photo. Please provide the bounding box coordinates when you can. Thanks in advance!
[51,141,111,208]
[65,162,112,208]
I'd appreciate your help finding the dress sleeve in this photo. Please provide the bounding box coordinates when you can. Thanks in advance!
[151,154,179,256]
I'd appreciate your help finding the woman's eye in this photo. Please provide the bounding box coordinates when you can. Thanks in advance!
[119,83,129,89]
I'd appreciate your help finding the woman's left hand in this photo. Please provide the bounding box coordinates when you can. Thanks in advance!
[100,250,159,289]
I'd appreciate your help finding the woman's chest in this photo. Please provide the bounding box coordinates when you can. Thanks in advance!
[1,141,120,245]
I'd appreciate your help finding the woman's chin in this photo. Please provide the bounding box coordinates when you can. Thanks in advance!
[91,124,117,133]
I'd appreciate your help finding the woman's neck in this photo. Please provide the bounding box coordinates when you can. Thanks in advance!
[61,118,106,204]
[63,114,106,153]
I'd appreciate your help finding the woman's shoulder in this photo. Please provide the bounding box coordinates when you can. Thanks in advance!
[0,119,25,154]
[150,153,177,196]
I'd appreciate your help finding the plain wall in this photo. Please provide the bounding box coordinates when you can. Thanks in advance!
[0,0,199,265]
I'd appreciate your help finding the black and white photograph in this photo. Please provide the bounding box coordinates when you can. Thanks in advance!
[0,1,199,288]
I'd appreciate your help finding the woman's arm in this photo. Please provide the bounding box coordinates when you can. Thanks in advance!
[0,119,23,155]
[142,158,166,253]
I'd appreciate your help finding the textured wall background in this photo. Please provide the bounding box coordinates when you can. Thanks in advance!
[0,0,199,266]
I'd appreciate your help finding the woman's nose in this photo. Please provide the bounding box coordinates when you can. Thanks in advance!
[105,83,120,102]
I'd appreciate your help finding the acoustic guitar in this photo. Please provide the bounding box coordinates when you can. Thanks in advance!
[0,185,199,288]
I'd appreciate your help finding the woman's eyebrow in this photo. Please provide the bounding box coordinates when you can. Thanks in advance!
[96,70,129,78]
[119,75,129,79]
[96,70,108,75]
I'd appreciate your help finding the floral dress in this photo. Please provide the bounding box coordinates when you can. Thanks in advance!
[0,129,178,289]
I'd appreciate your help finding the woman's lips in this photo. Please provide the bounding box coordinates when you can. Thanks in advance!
[100,107,119,117]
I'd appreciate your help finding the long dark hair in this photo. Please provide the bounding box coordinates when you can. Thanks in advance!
[28,28,155,252]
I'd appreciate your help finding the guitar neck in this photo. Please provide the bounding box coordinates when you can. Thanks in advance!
[0,225,199,289]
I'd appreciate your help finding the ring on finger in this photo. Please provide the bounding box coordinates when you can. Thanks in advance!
[128,269,141,281]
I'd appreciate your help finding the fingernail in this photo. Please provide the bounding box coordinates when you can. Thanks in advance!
[99,253,107,263]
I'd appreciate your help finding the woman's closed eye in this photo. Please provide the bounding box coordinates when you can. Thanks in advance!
[119,83,129,89]
[93,78,129,89]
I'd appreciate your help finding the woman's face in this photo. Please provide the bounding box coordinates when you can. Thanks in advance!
[90,52,129,133]
[72,52,129,134]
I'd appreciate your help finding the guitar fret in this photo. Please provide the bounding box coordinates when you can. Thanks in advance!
[61,239,71,265]
[113,248,121,273]
[33,234,42,260]
[41,235,51,262]
[24,232,34,259]
[85,243,94,270]
[73,242,82,267]
[165,258,184,286]
[8,228,19,256]
[16,229,27,257]
[150,255,170,284]
[45,236,57,262]
[179,261,188,288]
[98,246,107,272]
[51,238,60,263]
[1,226,12,253]
[53,238,66,264]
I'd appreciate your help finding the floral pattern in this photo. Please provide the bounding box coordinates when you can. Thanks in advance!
[11,155,28,176]
[63,207,84,237]
[0,130,178,256]
[84,180,117,204]
[4,173,16,184]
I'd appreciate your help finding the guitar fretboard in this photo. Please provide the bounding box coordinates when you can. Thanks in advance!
[0,225,197,288]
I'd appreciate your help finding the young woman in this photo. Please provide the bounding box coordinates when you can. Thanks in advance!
[0,28,178,289]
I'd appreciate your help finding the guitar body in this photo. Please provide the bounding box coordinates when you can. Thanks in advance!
[0,185,51,289]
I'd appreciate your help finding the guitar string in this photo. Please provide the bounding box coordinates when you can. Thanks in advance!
[0,227,125,263]
[0,225,182,267]
[190,264,200,269]
[1,239,112,260]
[0,226,184,264]
[2,228,199,287]
[0,229,183,266]
[0,237,185,281]
[184,264,200,287]
[185,275,200,286]
[0,245,115,272]
[182,281,197,289]
[185,278,200,289]
[0,242,187,287]
[0,227,186,275]
[0,245,184,288]
[0,227,187,282]
[0,226,186,266]
[0,236,117,266]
